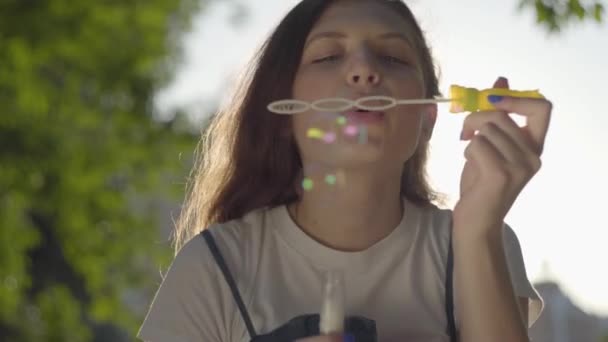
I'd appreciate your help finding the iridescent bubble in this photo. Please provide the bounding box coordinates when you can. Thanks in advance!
[323,132,336,143]
[325,174,337,185]
[343,125,358,136]
[307,128,324,140]
[302,178,314,191]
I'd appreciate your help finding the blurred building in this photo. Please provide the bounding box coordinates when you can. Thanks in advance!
[529,281,608,342]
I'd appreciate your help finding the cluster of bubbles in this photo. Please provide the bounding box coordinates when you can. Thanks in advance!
[301,174,337,191]
[306,115,368,144]
[301,114,370,191]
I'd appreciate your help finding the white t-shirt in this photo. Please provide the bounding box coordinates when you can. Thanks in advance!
[138,198,543,342]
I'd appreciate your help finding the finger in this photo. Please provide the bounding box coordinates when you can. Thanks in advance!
[461,76,510,139]
[493,76,509,89]
[476,121,542,174]
[489,96,553,154]
[462,111,538,160]
[476,122,527,164]
[464,133,505,175]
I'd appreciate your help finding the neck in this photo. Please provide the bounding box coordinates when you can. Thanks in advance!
[288,167,404,252]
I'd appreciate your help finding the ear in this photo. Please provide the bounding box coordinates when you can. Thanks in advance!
[421,104,437,141]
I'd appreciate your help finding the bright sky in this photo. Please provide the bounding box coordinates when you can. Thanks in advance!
[156,0,608,315]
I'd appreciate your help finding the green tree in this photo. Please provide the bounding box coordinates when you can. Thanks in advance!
[0,0,203,341]
[520,0,605,32]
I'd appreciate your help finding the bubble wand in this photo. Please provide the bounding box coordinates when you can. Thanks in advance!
[267,85,545,114]
[319,270,345,336]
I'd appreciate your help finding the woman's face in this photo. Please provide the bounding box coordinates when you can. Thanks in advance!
[291,0,435,172]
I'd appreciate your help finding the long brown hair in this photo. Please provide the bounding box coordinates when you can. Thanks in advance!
[174,0,444,253]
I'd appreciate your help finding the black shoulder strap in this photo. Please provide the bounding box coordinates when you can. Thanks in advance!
[445,230,458,342]
[201,230,257,339]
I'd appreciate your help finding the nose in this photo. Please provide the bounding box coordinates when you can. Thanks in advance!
[346,51,381,88]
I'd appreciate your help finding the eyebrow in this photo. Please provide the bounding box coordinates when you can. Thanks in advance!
[304,31,413,49]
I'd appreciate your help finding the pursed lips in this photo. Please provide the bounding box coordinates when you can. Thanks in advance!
[343,109,385,124]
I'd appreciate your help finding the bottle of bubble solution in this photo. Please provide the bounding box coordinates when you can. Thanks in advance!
[320,270,346,336]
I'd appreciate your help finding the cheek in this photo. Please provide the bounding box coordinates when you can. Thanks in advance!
[388,114,424,158]
[394,74,425,99]
[292,114,313,153]
[293,69,315,99]
[292,68,339,100]
[292,113,329,148]
[292,116,306,146]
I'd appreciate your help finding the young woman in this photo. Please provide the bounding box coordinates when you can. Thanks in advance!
[139,0,551,341]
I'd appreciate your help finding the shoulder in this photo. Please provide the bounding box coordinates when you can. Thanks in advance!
[399,200,455,275]
[417,201,453,230]
[411,201,523,246]
[410,200,454,247]
[137,206,275,341]
[409,202,527,266]
[201,205,273,264]
[162,205,274,300]
[197,205,277,290]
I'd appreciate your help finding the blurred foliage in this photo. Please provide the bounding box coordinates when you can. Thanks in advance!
[0,0,205,341]
[521,0,605,32]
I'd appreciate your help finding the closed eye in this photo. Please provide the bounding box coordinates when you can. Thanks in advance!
[382,55,409,65]
[312,55,341,64]
[312,55,409,65]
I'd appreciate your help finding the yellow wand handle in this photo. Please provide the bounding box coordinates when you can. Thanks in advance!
[449,85,545,113]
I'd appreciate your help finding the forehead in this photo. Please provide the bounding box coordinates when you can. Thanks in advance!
[309,0,411,36]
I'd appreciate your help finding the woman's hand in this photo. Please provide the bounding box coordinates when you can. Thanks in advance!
[453,76,552,238]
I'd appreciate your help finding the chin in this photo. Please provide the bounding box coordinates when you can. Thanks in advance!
[321,143,389,167]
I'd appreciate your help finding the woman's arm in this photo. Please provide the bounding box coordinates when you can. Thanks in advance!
[453,227,529,342]
[452,76,551,342]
